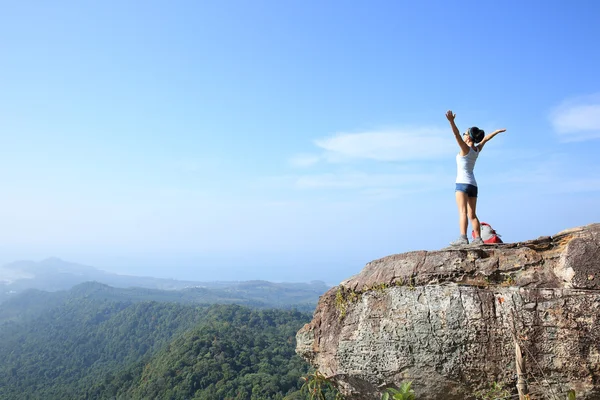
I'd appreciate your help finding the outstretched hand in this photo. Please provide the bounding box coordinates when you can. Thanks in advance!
[497,128,507,133]
[445,110,455,122]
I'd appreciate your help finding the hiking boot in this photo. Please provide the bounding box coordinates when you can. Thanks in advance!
[471,237,484,245]
[449,236,469,246]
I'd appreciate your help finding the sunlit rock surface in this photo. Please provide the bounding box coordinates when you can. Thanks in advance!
[297,223,600,399]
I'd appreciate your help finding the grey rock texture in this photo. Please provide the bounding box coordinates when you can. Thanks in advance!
[296,223,600,399]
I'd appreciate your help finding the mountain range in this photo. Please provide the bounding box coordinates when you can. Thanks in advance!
[0,258,327,398]
[0,257,329,311]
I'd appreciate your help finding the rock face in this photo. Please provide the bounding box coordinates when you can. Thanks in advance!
[296,224,600,399]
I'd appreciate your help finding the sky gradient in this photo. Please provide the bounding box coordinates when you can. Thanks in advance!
[1,0,599,283]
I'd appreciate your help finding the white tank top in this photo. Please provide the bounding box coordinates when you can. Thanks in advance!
[456,147,479,186]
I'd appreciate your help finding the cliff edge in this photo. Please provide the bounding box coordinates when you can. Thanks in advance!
[296,223,600,399]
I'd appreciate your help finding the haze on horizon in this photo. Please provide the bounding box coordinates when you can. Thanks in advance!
[1,1,599,284]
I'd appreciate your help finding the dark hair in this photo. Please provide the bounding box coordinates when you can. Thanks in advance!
[468,127,485,143]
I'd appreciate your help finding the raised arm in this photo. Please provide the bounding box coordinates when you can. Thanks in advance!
[477,128,506,151]
[446,110,470,155]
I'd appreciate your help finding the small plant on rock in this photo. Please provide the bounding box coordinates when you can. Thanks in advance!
[334,287,360,320]
[300,370,344,400]
[501,274,516,286]
[476,381,510,400]
[371,282,387,294]
[567,389,577,400]
[381,381,415,400]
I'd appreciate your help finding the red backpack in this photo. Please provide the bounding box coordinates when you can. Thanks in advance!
[473,222,503,243]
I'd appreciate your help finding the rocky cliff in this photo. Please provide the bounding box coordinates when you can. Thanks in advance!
[296,224,600,399]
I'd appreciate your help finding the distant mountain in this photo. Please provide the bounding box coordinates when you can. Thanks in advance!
[0,258,203,300]
[0,258,330,306]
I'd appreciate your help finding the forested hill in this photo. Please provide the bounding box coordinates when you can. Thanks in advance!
[87,306,312,399]
[0,279,326,326]
[0,298,314,400]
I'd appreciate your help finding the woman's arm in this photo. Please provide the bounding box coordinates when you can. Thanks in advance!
[446,110,470,155]
[477,128,506,151]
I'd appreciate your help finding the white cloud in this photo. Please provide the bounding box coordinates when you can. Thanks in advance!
[314,128,455,162]
[295,170,451,191]
[486,152,600,194]
[550,94,600,142]
[282,127,458,198]
[288,154,320,167]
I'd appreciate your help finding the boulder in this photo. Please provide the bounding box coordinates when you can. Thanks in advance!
[296,223,600,399]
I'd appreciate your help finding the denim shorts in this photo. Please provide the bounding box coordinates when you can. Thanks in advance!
[455,183,478,198]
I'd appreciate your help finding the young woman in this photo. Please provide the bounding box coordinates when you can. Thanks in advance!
[445,110,506,245]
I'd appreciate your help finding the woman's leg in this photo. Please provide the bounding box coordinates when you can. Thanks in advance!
[455,191,469,236]
[467,196,481,238]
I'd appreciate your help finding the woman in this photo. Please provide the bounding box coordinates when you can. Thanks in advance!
[446,110,506,246]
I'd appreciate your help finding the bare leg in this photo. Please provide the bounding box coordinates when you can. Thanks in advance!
[455,191,468,236]
[467,196,481,238]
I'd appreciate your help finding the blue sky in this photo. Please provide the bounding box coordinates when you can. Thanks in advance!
[1,0,599,283]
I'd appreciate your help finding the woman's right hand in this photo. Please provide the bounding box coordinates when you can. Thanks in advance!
[446,110,455,121]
